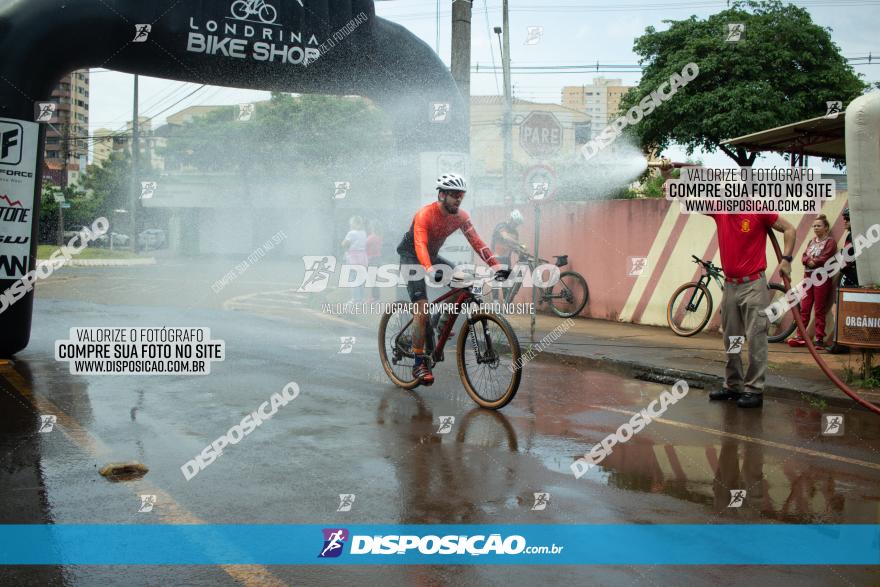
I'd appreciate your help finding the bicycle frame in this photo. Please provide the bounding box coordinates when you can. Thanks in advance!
[501,255,564,305]
[684,262,723,311]
[394,286,478,364]
[501,263,526,304]
[706,268,725,291]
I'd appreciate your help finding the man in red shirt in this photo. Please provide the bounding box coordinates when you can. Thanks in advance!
[706,212,795,408]
[397,173,509,384]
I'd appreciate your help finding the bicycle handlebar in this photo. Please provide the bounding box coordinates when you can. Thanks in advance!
[692,255,719,271]
[517,251,550,265]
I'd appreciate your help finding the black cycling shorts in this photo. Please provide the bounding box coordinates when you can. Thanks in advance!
[399,253,453,302]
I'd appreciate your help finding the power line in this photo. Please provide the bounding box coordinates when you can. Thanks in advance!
[482,0,501,96]
[387,0,880,20]
[472,54,880,74]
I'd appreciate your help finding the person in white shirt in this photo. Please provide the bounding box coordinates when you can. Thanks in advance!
[342,216,368,302]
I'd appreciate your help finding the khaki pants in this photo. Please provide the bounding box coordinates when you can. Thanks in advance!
[721,275,770,394]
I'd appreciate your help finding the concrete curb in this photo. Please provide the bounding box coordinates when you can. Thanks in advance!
[283,303,870,411]
[37,258,157,268]
[521,343,866,411]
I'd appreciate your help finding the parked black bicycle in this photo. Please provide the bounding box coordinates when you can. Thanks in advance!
[666,255,796,342]
[498,251,589,318]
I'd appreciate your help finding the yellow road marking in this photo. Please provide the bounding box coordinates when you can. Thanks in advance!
[595,404,880,472]
[0,365,287,586]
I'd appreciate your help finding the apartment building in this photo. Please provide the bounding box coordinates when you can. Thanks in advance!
[562,78,634,138]
[43,70,90,186]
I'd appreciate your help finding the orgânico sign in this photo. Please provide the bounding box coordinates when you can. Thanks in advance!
[519,111,563,158]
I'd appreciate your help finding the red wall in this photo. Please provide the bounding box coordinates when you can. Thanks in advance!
[473,200,668,320]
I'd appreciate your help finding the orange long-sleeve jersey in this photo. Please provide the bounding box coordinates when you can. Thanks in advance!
[396,201,500,269]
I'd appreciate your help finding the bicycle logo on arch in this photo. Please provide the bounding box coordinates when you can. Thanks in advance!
[229,0,300,25]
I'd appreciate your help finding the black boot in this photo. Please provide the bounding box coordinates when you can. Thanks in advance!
[736,392,763,408]
[709,387,741,401]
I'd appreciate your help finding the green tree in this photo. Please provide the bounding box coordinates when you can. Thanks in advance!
[79,150,133,216]
[39,182,86,244]
[38,150,149,244]
[619,0,866,166]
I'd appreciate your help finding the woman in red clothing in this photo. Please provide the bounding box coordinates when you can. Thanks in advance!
[790,214,837,347]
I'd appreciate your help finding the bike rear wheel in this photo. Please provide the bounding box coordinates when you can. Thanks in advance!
[378,302,421,390]
[547,271,589,318]
[667,282,713,336]
[456,312,522,409]
[767,283,797,343]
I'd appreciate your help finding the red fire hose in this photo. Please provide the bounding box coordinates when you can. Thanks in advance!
[768,230,880,415]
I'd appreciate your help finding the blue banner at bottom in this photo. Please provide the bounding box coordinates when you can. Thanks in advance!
[0,525,877,565]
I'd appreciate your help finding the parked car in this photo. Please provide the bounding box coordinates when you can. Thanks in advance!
[138,229,166,250]
[61,225,89,242]
[108,232,130,247]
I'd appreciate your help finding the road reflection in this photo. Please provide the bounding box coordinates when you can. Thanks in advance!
[592,403,875,523]
[0,361,65,585]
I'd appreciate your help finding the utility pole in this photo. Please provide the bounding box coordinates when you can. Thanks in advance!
[450,0,472,133]
[498,0,513,200]
[435,0,441,53]
[57,196,64,247]
[129,74,139,252]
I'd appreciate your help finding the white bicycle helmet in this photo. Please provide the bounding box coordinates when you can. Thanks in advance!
[510,209,524,225]
[436,173,468,192]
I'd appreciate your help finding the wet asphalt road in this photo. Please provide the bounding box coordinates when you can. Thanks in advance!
[1,261,879,586]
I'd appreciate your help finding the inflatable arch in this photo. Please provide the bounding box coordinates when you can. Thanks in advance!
[0,0,467,356]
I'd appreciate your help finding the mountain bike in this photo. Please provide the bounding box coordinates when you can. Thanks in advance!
[499,251,589,318]
[231,0,278,24]
[666,255,797,342]
[378,275,522,410]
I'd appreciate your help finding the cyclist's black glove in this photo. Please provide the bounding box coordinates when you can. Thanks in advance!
[494,268,512,281]
[428,267,445,283]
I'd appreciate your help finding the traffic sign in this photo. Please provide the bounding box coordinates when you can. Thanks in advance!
[60,202,71,209]
[53,195,65,203]
[523,164,557,202]
[519,111,563,158]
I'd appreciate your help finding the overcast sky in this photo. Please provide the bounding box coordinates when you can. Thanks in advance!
[87,0,880,170]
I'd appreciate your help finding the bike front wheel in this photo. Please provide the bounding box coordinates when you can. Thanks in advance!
[456,312,522,409]
[667,282,713,336]
[378,302,421,390]
[547,271,589,318]
[259,4,277,23]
